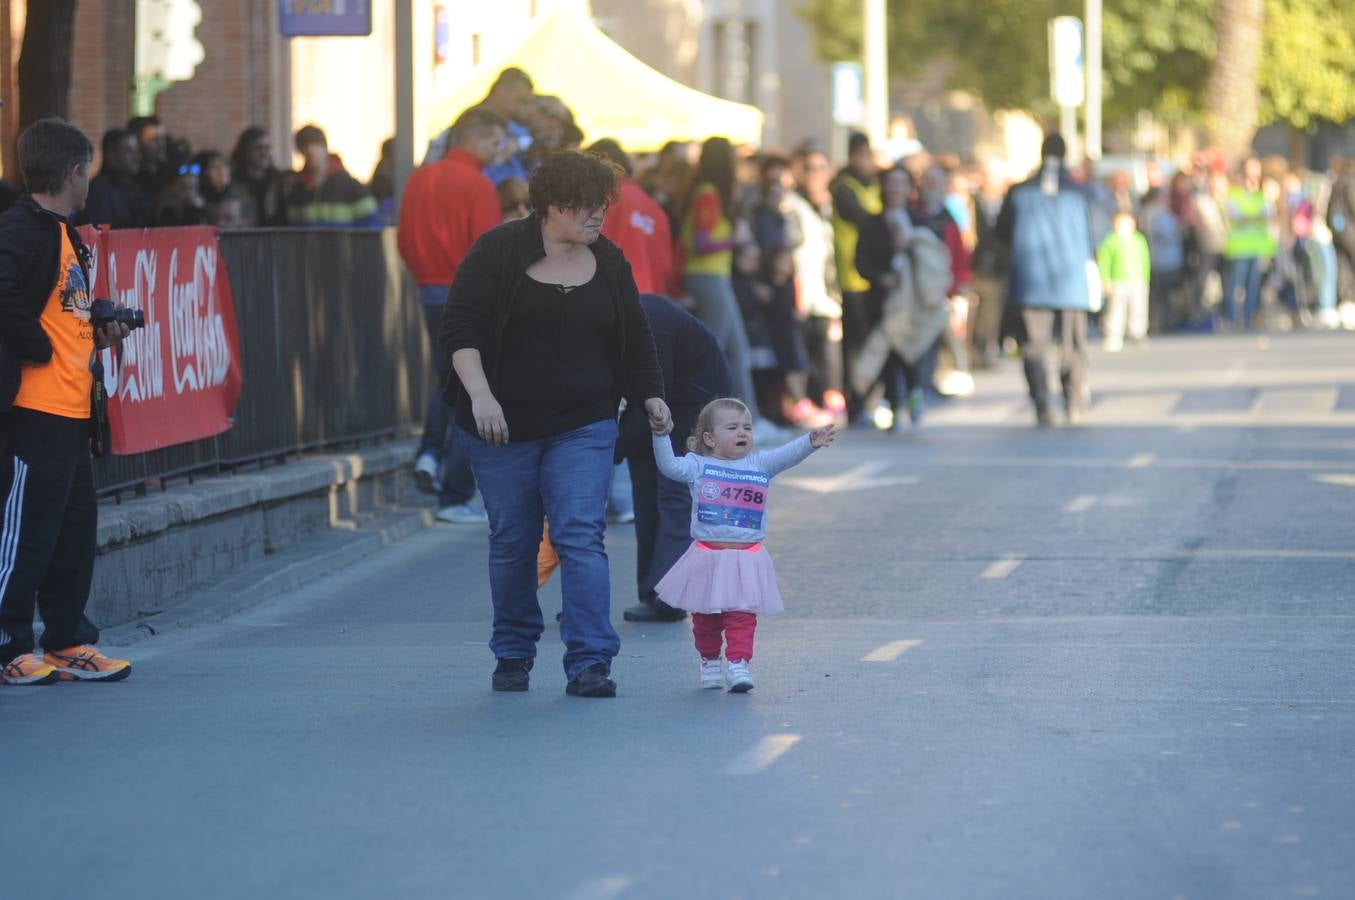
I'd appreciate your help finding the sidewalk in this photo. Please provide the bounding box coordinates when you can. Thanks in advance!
[92,438,438,643]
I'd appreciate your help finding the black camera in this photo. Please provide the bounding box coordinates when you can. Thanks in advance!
[90,299,145,331]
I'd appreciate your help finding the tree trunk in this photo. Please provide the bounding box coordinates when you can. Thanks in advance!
[17,0,78,131]
[1204,0,1264,163]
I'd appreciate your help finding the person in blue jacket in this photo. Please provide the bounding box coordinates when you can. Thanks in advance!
[996,134,1097,426]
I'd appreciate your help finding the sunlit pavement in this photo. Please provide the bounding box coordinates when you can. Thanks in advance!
[5,332,1354,899]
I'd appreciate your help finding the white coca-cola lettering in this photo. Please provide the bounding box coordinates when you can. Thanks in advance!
[104,248,165,403]
[168,246,232,393]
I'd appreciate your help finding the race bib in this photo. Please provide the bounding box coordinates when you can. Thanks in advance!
[696,465,770,531]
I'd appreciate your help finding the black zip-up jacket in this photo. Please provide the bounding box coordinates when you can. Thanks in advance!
[0,196,92,411]
[439,215,664,423]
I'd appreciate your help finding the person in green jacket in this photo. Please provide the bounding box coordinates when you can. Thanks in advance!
[1221,157,1277,330]
[1096,211,1151,351]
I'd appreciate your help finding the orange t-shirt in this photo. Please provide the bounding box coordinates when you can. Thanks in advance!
[14,227,94,419]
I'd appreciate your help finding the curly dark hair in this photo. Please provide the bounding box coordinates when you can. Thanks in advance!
[527,150,622,218]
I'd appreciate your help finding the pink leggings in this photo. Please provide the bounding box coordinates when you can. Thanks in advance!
[692,611,758,662]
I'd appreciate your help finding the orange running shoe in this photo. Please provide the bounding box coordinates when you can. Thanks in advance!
[2,652,59,685]
[43,645,131,682]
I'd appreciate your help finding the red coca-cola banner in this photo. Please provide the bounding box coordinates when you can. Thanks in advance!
[78,226,243,455]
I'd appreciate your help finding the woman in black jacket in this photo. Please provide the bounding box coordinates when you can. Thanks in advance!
[441,150,670,699]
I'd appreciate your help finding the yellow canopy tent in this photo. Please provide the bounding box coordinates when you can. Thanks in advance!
[423,9,764,152]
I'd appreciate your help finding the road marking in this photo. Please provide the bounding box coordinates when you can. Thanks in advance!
[981,555,1025,579]
[1251,387,1339,420]
[1088,391,1181,421]
[1062,495,1098,513]
[723,734,802,775]
[1128,452,1156,468]
[1313,474,1355,489]
[862,639,924,662]
[782,461,918,495]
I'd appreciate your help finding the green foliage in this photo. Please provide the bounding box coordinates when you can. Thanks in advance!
[1260,0,1355,128]
[797,0,1355,131]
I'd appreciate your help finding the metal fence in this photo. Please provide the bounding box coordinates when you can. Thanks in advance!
[93,228,431,497]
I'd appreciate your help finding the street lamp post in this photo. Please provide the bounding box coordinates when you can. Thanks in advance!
[1085,0,1102,161]
[863,0,888,148]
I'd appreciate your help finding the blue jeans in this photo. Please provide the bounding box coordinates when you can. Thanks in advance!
[1222,257,1263,328]
[419,291,475,506]
[461,419,620,678]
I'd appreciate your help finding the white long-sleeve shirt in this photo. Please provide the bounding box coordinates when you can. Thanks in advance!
[653,434,816,543]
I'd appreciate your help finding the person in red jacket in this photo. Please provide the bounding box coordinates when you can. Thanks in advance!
[398,106,505,523]
[590,139,674,296]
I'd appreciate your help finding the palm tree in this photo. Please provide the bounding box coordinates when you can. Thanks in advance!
[1205,0,1264,162]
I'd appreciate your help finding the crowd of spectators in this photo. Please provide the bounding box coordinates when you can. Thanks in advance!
[25,67,1354,436]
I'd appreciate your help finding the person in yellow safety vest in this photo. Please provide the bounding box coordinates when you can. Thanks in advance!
[830,132,881,421]
[1221,157,1277,331]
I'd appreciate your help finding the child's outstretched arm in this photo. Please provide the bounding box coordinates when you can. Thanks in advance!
[652,434,702,483]
[757,425,836,476]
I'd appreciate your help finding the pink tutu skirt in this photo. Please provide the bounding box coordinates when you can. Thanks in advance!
[655,541,784,615]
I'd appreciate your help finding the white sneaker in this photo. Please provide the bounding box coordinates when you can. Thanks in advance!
[413,452,441,495]
[435,502,488,524]
[726,659,754,693]
[700,658,723,690]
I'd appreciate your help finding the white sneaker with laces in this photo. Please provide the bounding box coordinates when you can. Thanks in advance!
[435,502,489,524]
[700,657,723,690]
[726,659,754,693]
[414,452,441,494]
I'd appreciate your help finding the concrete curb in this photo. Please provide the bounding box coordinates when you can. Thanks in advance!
[102,506,434,647]
[90,438,433,632]
[97,440,417,549]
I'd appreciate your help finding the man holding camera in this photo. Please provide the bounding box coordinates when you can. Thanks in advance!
[0,118,133,685]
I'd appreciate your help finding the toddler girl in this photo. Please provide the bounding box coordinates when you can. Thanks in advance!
[652,398,835,691]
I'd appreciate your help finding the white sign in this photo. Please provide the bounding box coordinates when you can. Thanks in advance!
[1048,16,1084,108]
[832,62,864,126]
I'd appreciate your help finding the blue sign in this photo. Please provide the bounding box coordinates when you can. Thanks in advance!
[279,0,373,38]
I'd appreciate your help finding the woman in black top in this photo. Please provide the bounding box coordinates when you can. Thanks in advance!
[442,150,671,699]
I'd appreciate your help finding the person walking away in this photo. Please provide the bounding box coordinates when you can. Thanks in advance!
[0,118,135,686]
[441,150,670,698]
[398,108,506,523]
[830,132,882,422]
[1220,157,1277,331]
[286,125,382,228]
[996,133,1097,426]
[1097,211,1151,351]
[618,294,732,622]
[652,398,835,692]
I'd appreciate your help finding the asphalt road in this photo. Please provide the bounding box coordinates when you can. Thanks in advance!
[4,332,1354,899]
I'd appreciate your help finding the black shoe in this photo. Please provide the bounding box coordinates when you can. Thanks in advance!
[492,657,533,692]
[622,600,686,622]
[565,663,616,698]
[1035,406,1055,428]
